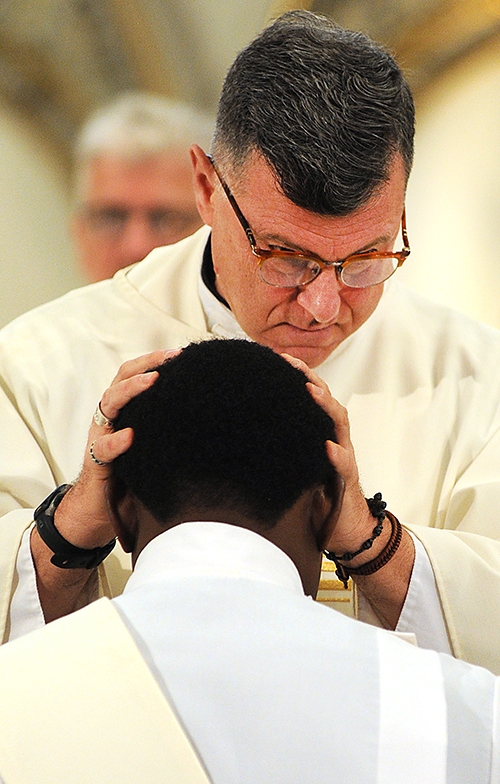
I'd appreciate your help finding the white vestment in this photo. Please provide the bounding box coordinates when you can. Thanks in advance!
[1,227,500,669]
[0,522,499,784]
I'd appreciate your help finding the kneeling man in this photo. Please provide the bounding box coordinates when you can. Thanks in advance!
[0,339,498,783]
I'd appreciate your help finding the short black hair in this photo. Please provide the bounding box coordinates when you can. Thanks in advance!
[114,339,337,526]
[212,10,414,215]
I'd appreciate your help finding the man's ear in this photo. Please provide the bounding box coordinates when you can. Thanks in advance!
[105,477,139,554]
[190,144,217,227]
[312,473,345,551]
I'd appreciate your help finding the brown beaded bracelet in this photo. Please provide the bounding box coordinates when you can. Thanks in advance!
[327,511,403,589]
[325,492,387,563]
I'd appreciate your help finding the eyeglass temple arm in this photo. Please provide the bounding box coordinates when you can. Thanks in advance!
[206,154,258,249]
[208,154,410,260]
[401,207,410,254]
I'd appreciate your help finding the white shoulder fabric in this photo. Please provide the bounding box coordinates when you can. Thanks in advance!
[0,597,212,784]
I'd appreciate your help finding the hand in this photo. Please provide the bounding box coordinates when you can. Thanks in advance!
[282,354,415,629]
[281,354,374,554]
[53,349,179,550]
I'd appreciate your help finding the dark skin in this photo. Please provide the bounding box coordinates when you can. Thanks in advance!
[108,475,345,599]
[30,349,414,627]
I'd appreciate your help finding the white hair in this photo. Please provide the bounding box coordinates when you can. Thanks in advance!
[75,92,214,163]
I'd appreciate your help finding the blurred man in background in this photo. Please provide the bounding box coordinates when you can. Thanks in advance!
[71,92,213,281]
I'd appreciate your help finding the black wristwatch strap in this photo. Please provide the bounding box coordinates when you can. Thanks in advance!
[34,484,116,569]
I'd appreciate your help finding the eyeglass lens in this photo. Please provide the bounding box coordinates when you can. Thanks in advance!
[260,254,400,289]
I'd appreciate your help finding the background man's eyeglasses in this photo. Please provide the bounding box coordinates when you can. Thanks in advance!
[208,154,410,289]
[80,206,199,238]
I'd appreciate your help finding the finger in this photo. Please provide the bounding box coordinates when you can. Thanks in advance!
[111,348,180,385]
[306,382,352,448]
[89,440,109,466]
[326,440,355,482]
[86,429,134,470]
[99,371,158,422]
[93,403,113,429]
[282,353,346,429]
[281,353,331,394]
[281,353,342,419]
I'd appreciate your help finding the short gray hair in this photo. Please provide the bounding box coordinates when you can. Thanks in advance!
[75,92,214,164]
[213,11,414,216]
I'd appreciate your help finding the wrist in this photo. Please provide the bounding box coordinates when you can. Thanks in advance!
[325,493,388,566]
[324,493,402,588]
[54,482,116,550]
[34,485,116,569]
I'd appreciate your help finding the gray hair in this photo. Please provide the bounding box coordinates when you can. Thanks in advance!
[75,92,214,164]
[212,10,414,216]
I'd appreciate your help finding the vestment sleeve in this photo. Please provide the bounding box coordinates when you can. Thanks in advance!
[0,509,36,642]
[395,534,452,654]
[410,423,500,673]
[0,376,56,641]
[407,523,500,674]
[0,378,58,514]
[0,382,132,640]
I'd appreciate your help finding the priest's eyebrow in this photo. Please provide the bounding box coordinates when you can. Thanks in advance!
[259,228,395,258]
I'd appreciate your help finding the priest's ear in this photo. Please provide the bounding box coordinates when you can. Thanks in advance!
[190,144,216,227]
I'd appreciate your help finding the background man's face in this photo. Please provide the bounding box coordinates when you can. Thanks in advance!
[199,151,407,368]
[72,151,202,282]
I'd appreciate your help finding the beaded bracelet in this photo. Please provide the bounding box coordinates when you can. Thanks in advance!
[323,493,402,589]
[331,512,402,588]
[324,492,387,563]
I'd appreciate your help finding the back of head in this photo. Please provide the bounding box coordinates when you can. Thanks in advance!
[114,339,337,527]
[212,10,414,215]
[75,92,214,167]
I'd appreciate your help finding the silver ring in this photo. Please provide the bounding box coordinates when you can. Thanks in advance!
[89,441,109,466]
[93,404,112,428]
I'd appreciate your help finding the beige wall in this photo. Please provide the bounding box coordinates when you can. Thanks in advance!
[402,36,500,329]
[0,98,83,328]
[1,34,500,331]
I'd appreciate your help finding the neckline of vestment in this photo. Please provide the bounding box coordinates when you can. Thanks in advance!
[124,521,306,598]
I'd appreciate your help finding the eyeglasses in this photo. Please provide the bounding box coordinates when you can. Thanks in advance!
[80,205,200,238]
[208,154,410,289]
